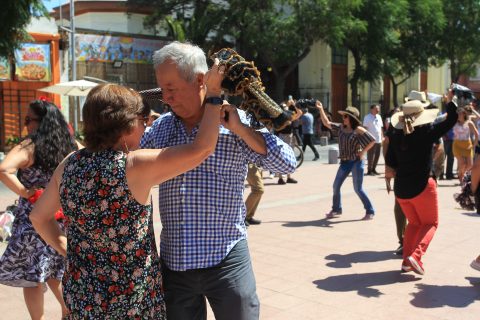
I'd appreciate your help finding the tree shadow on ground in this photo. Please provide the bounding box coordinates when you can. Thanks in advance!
[313,270,419,298]
[460,211,480,217]
[410,277,480,308]
[263,182,285,186]
[279,218,362,228]
[325,251,398,268]
[436,183,459,188]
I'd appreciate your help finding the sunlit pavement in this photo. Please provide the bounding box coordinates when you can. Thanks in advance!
[1,143,479,319]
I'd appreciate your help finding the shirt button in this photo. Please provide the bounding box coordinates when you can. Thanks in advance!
[181,198,185,203]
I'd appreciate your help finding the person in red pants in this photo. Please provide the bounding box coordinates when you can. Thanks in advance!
[385,90,457,275]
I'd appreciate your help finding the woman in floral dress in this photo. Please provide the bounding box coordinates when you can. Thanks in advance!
[0,99,77,319]
[30,60,224,319]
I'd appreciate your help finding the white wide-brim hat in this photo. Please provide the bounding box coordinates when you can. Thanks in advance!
[391,100,438,133]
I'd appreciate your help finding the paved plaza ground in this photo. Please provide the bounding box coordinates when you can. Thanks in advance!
[0,144,479,319]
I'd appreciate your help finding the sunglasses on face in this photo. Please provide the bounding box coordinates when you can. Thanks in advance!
[24,116,40,125]
[342,114,349,119]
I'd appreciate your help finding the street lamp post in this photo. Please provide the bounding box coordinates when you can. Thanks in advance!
[69,0,78,131]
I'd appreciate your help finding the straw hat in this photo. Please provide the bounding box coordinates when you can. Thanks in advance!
[403,90,430,105]
[392,91,438,134]
[338,106,361,125]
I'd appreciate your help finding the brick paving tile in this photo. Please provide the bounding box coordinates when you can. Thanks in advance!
[1,145,479,319]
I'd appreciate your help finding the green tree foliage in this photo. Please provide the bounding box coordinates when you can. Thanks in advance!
[128,0,357,101]
[226,0,358,101]
[0,0,48,57]
[382,0,445,107]
[333,0,409,108]
[127,0,227,48]
[437,0,480,82]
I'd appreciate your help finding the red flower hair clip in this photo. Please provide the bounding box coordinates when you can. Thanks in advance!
[38,96,50,102]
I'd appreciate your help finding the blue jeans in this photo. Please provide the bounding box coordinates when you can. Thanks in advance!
[332,159,375,214]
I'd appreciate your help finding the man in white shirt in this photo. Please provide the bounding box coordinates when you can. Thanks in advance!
[363,104,383,175]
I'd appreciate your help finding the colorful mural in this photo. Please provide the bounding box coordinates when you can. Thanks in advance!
[0,57,11,81]
[75,34,166,64]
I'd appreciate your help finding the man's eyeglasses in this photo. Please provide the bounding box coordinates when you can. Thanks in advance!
[24,116,40,125]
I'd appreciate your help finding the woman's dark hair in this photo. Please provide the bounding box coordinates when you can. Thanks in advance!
[28,100,77,174]
[457,107,468,120]
[350,115,360,130]
[343,114,360,130]
[83,84,149,152]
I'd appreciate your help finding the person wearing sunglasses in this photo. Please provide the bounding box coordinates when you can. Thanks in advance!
[30,60,224,319]
[317,102,376,221]
[0,99,78,319]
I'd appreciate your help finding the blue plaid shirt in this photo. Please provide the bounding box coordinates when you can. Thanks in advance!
[141,111,296,271]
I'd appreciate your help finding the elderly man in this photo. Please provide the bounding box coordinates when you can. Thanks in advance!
[141,41,296,320]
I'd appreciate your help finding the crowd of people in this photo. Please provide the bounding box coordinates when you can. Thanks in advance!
[0,40,479,319]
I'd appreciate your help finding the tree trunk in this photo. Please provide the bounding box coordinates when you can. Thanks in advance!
[273,73,287,102]
[349,49,362,108]
[262,47,310,103]
[450,60,459,83]
[351,81,359,108]
[388,74,409,108]
[392,82,399,108]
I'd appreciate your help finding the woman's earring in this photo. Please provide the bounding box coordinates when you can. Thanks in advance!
[123,139,130,154]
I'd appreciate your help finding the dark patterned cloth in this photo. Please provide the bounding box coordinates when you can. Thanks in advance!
[0,166,65,287]
[454,171,476,211]
[139,88,163,104]
[60,149,166,319]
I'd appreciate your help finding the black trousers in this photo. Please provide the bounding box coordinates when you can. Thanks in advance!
[367,143,382,172]
[302,134,319,157]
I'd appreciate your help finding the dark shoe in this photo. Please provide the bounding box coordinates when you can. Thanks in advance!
[372,170,380,175]
[395,245,403,256]
[361,214,374,221]
[246,218,261,225]
[313,156,319,161]
[286,177,298,184]
[278,178,286,185]
[325,210,342,219]
[244,219,250,226]
[365,171,373,176]
[471,257,480,271]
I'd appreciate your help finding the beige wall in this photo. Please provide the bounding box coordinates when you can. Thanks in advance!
[427,64,450,107]
[299,41,450,114]
[74,12,161,35]
[298,42,332,108]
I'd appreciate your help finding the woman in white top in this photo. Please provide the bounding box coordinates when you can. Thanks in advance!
[452,107,478,183]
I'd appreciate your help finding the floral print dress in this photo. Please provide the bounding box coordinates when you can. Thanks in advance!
[0,166,65,287]
[60,149,166,319]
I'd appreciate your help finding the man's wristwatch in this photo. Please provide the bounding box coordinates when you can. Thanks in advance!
[204,96,223,105]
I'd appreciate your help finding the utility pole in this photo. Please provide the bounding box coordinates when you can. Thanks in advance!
[69,0,77,131]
